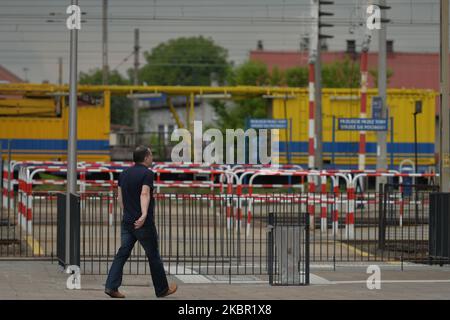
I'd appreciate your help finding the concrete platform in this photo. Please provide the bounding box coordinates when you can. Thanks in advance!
[1,260,450,300]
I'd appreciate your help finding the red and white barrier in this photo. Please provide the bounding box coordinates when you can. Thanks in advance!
[331,176,340,235]
[359,47,369,171]
[246,197,253,237]
[3,159,440,239]
[345,184,355,240]
[308,61,315,169]
[307,175,316,229]
[320,175,327,232]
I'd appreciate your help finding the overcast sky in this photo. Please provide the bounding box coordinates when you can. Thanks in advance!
[0,0,443,83]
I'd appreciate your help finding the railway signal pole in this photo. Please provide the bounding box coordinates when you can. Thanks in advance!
[308,0,318,169]
[316,1,334,169]
[133,28,140,145]
[376,0,390,188]
[102,0,108,85]
[359,21,371,171]
[309,0,334,170]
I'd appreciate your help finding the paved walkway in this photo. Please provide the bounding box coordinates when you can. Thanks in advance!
[1,261,450,299]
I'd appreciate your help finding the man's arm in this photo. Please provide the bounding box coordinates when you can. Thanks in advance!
[135,184,150,229]
[117,187,124,210]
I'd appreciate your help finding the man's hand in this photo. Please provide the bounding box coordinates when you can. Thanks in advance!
[134,215,147,229]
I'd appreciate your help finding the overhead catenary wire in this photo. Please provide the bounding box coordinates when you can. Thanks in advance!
[0,0,441,83]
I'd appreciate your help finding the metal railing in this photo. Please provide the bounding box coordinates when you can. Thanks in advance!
[0,187,446,274]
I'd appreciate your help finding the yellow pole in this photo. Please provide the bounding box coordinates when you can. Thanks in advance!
[104,90,111,152]
[190,92,195,132]
[186,96,190,131]
[167,96,184,129]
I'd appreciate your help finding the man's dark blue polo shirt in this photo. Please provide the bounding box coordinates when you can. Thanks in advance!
[118,163,155,226]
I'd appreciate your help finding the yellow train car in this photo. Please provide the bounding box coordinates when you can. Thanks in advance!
[0,90,111,162]
[272,88,436,170]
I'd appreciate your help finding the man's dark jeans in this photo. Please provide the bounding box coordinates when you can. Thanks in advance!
[105,219,169,297]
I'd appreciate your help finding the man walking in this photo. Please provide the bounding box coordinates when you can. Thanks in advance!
[105,146,177,298]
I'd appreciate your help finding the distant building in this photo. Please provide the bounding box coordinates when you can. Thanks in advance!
[250,43,449,118]
[109,95,220,161]
[140,95,219,140]
[109,124,135,161]
[250,43,444,169]
[250,44,443,92]
[0,65,23,84]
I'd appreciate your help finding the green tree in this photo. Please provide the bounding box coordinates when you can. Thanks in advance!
[270,67,286,86]
[79,69,132,126]
[214,61,274,130]
[137,36,230,86]
[369,68,394,87]
[228,60,270,86]
[285,67,308,87]
[322,58,360,88]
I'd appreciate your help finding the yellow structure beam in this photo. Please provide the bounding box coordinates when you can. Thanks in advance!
[185,95,190,130]
[0,83,308,96]
[0,98,54,108]
[189,92,195,132]
[0,83,437,96]
[0,97,56,116]
[166,96,184,128]
[0,108,55,116]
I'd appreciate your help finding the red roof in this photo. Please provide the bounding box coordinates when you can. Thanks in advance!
[0,65,23,83]
[250,50,443,90]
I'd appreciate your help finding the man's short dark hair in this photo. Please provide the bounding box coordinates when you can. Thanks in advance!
[133,145,151,163]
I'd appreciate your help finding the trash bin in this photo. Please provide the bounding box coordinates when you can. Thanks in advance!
[268,213,309,286]
[429,193,450,264]
[57,193,80,267]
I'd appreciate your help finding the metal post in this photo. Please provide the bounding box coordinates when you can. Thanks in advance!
[315,42,323,170]
[0,139,2,210]
[378,183,386,250]
[440,0,450,192]
[414,110,420,223]
[314,0,334,170]
[332,116,336,168]
[189,93,195,132]
[289,118,293,164]
[102,0,108,85]
[390,117,394,169]
[23,67,28,83]
[414,112,418,175]
[57,57,63,115]
[376,0,388,189]
[186,96,190,131]
[7,140,11,213]
[308,0,318,170]
[66,0,79,266]
[268,212,274,285]
[308,62,316,170]
[283,95,290,164]
[133,28,140,145]
[58,57,63,85]
[359,22,371,171]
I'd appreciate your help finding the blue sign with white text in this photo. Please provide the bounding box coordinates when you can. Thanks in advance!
[248,119,288,129]
[338,118,388,131]
[371,96,383,119]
